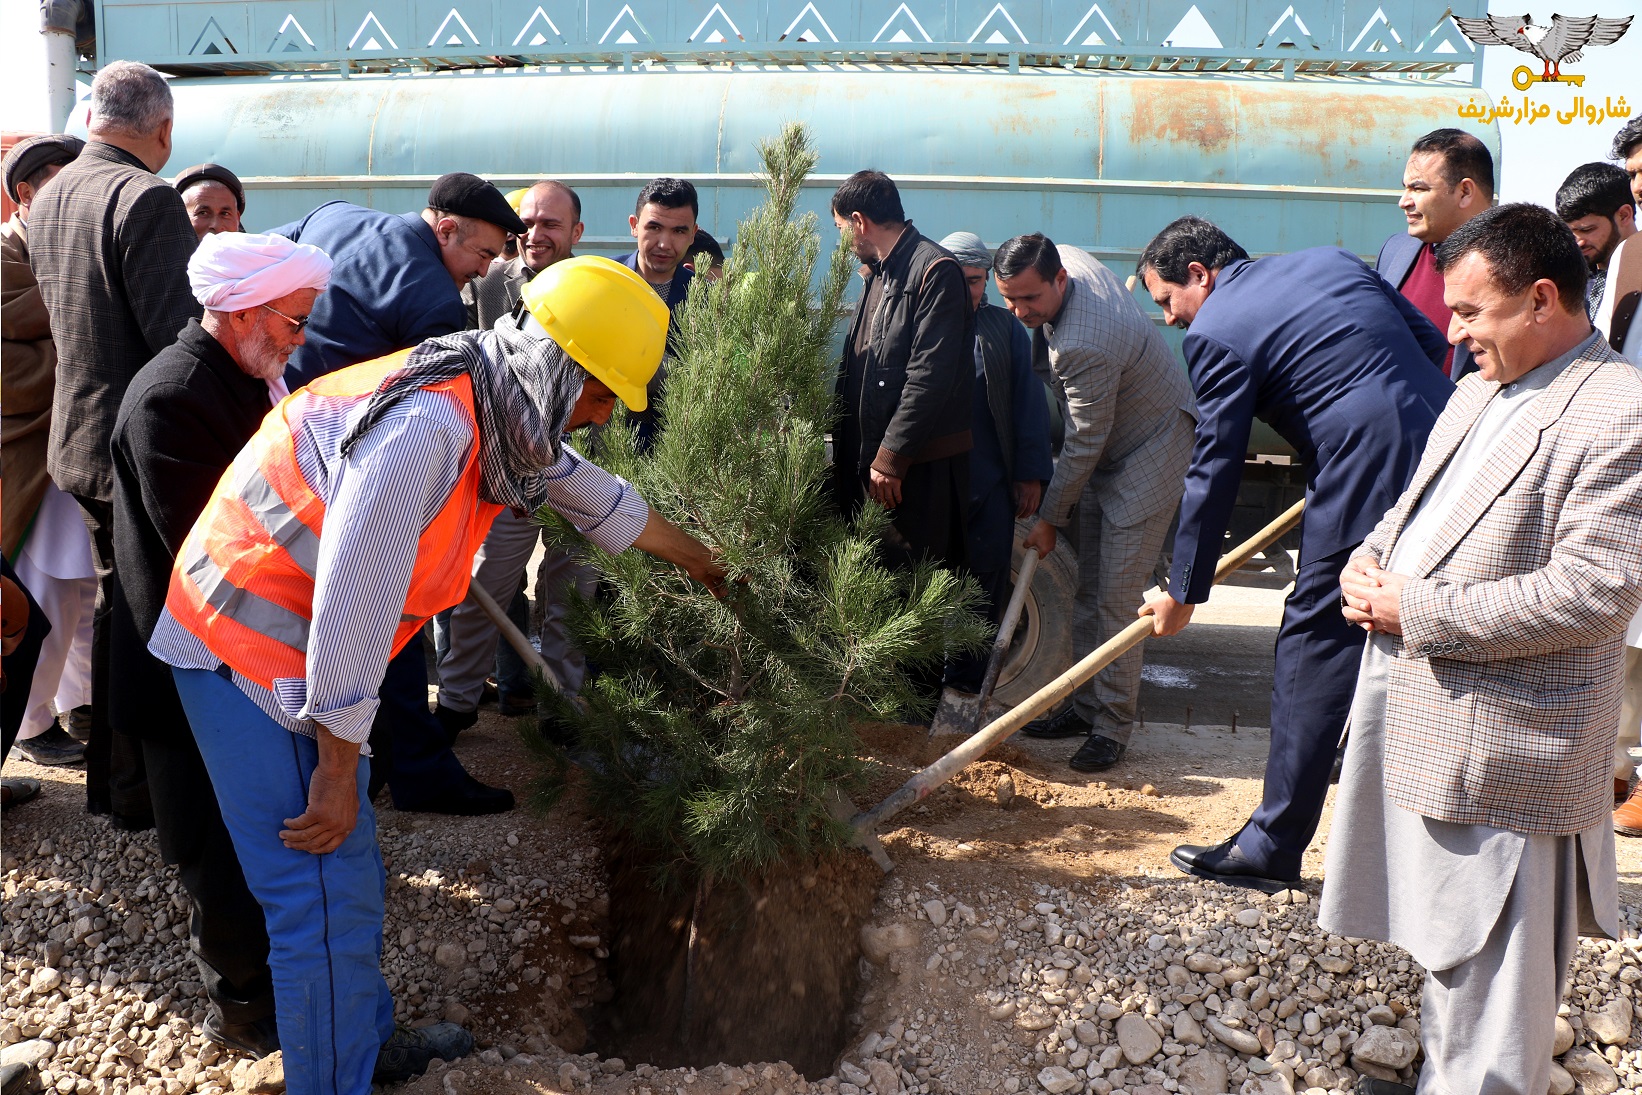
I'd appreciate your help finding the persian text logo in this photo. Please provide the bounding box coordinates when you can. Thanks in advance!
[1455,13,1632,89]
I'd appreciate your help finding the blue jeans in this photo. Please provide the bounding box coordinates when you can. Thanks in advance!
[173,667,394,1095]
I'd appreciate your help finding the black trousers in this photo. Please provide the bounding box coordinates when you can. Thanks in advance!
[367,640,475,805]
[835,455,973,697]
[3,556,50,758]
[70,493,151,824]
[1237,543,1367,878]
[143,734,275,1025]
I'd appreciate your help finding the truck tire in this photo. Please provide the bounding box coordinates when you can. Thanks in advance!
[991,519,1078,710]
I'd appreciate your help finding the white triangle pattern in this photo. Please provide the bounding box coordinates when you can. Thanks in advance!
[348,11,398,49]
[782,0,837,41]
[268,13,316,51]
[427,8,479,47]
[873,3,932,43]
[968,3,1027,44]
[1063,2,1121,45]
[1160,5,1222,48]
[689,2,742,43]
[512,5,563,46]
[600,4,649,44]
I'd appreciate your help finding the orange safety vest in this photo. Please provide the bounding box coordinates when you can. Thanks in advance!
[166,351,504,690]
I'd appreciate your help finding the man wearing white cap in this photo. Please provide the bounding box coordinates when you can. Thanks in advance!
[109,231,333,1061]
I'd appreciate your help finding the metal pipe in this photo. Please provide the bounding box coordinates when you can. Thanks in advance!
[851,499,1306,854]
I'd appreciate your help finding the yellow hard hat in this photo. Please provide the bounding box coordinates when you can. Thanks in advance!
[518,256,670,411]
[505,187,529,213]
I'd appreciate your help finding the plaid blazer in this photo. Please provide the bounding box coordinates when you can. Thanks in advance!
[1034,246,1196,528]
[463,254,531,331]
[1360,336,1642,834]
[28,141,199,503]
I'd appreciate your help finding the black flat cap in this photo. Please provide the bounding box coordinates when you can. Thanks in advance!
[4,134,85,203]
[428,172,527,236]
[174,163,246,212]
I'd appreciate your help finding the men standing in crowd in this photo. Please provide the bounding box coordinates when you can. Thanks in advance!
[1377,128,1494,379]
[831,170,974,607]
[1326,203,1642,1095]
[437,180,592,733]
[277,172,525,388]
[112,232,333,1060]
[1138,216,1451,892]
[28,59,202,827]
[175,162,244,239]
[152,256,723,1095]
[936,231,1053,696]
[274,173,527,816]
[993,234,1196,772]
[618,177,698,446]
[1615,117,1642,204]
[1555,163,1636,321]
[2,134,95,770]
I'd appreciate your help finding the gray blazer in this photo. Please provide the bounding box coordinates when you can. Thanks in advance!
[464,254,532,331]
[28,141,200,502]
[1035,246,1196,528]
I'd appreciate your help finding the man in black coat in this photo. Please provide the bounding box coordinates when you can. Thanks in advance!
[830,171,975,576]
[110,231,334,1058]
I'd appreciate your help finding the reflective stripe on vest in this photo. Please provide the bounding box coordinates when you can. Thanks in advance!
[165,351,505,690]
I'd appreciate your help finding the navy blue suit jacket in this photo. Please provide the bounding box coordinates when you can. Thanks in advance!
[275,202,468,387]
[1169,249,1453,603]
[1376,231,1477,380]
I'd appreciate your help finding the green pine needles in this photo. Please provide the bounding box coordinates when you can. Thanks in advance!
[530,123,986,887]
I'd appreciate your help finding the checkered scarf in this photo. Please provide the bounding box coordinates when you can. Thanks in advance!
[339,313,585,511]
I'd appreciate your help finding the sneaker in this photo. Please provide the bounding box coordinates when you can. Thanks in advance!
[373,1023,473,1083]
[15,726,86,767]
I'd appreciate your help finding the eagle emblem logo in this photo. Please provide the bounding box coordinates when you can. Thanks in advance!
[1455,13,1633,86]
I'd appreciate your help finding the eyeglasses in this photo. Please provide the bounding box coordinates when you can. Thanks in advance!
[261,303,310,331]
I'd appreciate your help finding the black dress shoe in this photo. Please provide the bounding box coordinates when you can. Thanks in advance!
[434,703,478,742]
[1022,707,1092,739]
[1170,837,1299,894]
[1355,1080,1415,1095]
[1068,734,1127,772]
[392,772,515,816]
[203,1012,280,1058]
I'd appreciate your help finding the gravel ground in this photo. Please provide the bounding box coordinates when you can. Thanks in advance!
[3,706,1640,1095]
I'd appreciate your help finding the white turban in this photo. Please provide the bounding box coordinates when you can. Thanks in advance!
[189,231,332,312]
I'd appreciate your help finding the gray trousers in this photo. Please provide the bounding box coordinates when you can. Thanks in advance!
[1614,646,1640,780]
[1068,493,1176,745]
[434,508,594,713]
[1416,831,1583,1095]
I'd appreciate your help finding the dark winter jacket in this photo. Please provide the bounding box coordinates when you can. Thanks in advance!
[837,224,974,479]
[109,320,272,742]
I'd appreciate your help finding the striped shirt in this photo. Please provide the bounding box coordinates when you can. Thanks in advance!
[150,388,647,744]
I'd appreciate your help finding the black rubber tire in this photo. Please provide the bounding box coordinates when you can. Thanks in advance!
[992,519,1079,709]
